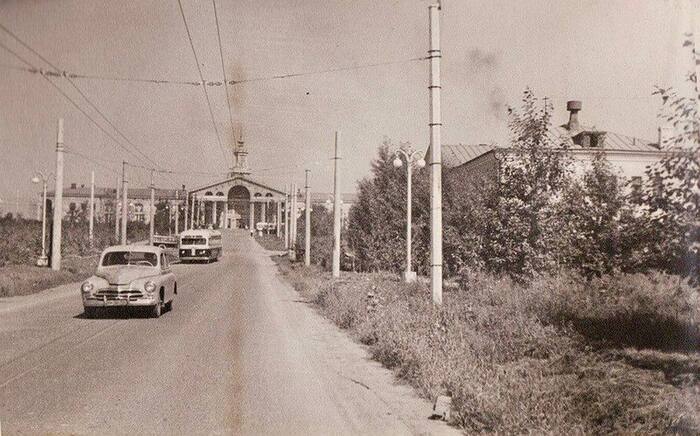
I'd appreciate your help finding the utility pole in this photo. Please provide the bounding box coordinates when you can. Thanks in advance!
[276,198,282,238]
[199,197,204,228]
[38,176,48,266]
[428,3,443,305]
[149,169,155,245]
[175,187,181,234]
[332,131,341,278]
[89,170,95,246]
[194,195,198,228]
[51,118,64,271]
[190,194,195,230]
[284,184,290,250]
[289,183,297,258]
[183,187,188,231]
[121,161,128,245]
[114,176,120,241]
[304,170,311,266]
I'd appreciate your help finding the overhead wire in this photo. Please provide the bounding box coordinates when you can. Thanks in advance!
[228,56,429,85]
[0,21,163,171]
[64,148,121,176]
[0,55,430,88]
[0,40,162,173]
[176,0,228,165]
[66,145,226,179]
[212,0,236,139]
[0,62,202,86]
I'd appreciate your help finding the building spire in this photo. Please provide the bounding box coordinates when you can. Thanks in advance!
[229,129,251,177]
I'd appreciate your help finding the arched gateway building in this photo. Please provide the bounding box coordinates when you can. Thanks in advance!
[188,139,286,230]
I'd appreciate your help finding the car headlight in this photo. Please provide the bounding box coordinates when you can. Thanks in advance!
[81,282,94,294]
[144,281,156,294]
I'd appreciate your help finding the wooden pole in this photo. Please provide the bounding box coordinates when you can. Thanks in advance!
[332,131,341,278]
[50,118,64,271]
[121,161,128,245]
[304,170,311,266]
[149,169,155,245]
[89,170,95,246]
[114,176,120,241]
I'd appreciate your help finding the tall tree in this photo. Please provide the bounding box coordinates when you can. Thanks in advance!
[635,33,700,278]
[347,140,409,273]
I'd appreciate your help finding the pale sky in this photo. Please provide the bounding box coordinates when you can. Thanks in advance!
[0,0,696,216]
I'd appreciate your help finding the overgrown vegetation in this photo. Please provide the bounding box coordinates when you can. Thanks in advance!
[0,214,149,296]
[296,206,336,268]
[275,258,699,434]
[0,256,98,298]
[255,232,286,251]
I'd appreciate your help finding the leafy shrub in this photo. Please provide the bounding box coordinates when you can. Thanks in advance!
[296,207,335,269]
[0,215,149,267]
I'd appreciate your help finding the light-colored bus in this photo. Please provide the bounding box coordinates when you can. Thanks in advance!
[178,229,222,263]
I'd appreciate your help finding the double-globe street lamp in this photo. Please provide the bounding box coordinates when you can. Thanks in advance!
[31,171,53,267]
[393,145,425,283]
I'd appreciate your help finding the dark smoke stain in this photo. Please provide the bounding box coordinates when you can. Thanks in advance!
[465,49,506,120]
[228,62,247,142]
[466,48,498,74]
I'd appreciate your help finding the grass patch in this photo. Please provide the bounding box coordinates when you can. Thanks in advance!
[254,233,286,252]
[0,256,98,297]
[272,257,700,434]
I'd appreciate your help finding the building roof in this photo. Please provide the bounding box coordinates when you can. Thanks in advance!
[47,186,184,200]
[440,144,497,168]
[436,128,661,170]
[189,175,285,196]
[549,125,660,153]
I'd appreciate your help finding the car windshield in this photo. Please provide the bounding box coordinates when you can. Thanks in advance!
[181,237,206,245]
[101,251,158,267]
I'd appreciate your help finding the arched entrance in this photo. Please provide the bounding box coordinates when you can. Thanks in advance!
[227,185,250,229]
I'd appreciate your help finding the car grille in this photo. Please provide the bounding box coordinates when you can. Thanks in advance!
[93,286,144,301]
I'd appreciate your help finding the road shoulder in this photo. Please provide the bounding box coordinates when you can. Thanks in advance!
[251,243,460,436]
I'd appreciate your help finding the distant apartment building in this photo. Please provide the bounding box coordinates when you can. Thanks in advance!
[438,100,668,188]
[310,192,358,220]
[42,182,184,224]
[40,140,358,228]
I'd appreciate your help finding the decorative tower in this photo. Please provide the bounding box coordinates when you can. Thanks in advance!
[229,135,251,177]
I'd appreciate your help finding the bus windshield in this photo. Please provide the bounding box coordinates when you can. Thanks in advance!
[181,237,206,245]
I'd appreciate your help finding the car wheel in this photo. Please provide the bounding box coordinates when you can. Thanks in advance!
[84,307,98,318]
[165,299,173,312]
[150,300,162,318]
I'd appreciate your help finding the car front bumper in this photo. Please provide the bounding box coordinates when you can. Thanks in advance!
[83,286,158,307]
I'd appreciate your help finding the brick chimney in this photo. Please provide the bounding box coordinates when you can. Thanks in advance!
[566,100,582,132]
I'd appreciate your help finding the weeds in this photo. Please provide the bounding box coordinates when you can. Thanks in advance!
[273,256,699,434]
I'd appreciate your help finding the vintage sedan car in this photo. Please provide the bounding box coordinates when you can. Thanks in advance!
[81,245,177,318]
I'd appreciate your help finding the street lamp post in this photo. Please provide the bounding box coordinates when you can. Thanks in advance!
[393,145,426,283]
[31,172,51,267]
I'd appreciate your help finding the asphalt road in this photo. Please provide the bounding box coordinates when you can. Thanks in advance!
[0,230,457,436]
